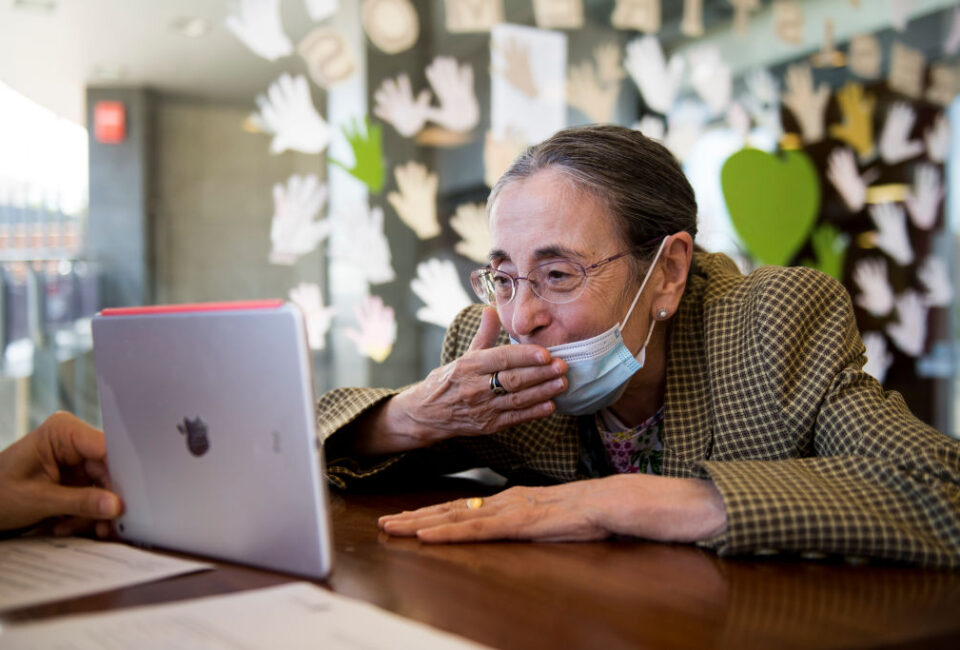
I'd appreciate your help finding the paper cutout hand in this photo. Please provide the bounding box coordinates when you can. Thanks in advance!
[345,295,396,363]
[743,68,782,138]
[253,74,331,155]
[269,174,331,265]
[568,61,619,124]
[450,203,491,263]
[493,38,539,99]
[886,290,928,357]
[782,64,830,143]
[879,103,923,165]
[869,203,914,266]
[289,283,336,350]
[305,0,339,21]
[924,113,950,164]
[862,331,893,384]
[424,56,480,133]
[624,36,685,115]
[829,83,876,159]
[689,46,732,117]
[387,161,439,239]
[826,148,869,213]
[918,255,953,307]
[484,129,527,188]
[331,204,395,284]
[226,0,293,61]
[374,74,431,137]
[853,257,894,317]
[330,117,385,193]
[801,223,847,281]
[410,258,474,328]
[594,42,626,86]
[905,163,944,230]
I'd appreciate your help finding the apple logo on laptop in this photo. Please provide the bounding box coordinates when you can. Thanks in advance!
[177,417,210,456]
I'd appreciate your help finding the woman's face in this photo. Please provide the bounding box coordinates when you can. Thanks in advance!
[488,167,654,351]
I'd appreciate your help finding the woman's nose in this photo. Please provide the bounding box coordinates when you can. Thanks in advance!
[509,281,551,337]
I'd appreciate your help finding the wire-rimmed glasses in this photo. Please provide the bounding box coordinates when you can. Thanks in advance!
[469,251,633,306]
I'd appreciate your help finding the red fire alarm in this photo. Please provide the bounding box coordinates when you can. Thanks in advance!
[94,101,126,144]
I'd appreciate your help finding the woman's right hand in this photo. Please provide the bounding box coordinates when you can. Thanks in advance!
[353,307,567,455]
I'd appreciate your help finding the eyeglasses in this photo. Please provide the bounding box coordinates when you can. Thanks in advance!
[470,251,633,306]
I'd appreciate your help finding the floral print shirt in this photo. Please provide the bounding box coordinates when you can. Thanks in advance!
[595,407,665,475]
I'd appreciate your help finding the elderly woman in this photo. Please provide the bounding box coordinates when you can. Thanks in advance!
[319,125,960,567]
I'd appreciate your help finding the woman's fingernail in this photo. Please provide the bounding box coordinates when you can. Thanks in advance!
[552,378,565,390]
[99,495,118,517]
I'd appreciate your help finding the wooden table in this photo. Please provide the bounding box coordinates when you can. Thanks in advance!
[4,481,960,649]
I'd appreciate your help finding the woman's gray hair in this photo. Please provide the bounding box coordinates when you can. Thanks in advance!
[487,125,698,262]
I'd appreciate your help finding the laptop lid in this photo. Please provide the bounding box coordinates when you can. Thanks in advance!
[92,300,332,580]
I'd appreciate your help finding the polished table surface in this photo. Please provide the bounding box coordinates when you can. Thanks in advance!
[4,480,960,649]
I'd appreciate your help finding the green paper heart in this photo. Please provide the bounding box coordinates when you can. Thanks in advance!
[721,148,821,267]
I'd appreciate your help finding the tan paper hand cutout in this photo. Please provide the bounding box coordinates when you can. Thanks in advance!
[782,64,830,143]
[493,38,538,99]
[484,129,527,188]
[387,161,440,239]
[450,203,492,264]
[567,44,624,124]
[829,82,875,159]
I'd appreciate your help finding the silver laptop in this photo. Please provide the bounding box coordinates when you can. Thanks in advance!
[92,300,332,580]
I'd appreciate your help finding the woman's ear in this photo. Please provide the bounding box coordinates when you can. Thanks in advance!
[650,232,693,320]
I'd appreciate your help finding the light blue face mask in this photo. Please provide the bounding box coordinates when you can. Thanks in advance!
[511,239,667,416]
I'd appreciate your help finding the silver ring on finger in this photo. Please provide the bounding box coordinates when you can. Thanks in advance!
[489,371,508,395]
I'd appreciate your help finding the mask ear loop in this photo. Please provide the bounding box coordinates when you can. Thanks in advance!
[618,236,669,331]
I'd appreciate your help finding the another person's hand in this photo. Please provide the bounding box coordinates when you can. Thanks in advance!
[378,474,727,544]
[354,307,568,455]
[0,412,122,536]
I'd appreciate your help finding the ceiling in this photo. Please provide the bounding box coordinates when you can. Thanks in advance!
[0,0,317,124]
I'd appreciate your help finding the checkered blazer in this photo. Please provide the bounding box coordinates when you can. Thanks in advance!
[318,253,960,567]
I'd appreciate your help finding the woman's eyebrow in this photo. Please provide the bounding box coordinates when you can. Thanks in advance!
[488,245,586,264]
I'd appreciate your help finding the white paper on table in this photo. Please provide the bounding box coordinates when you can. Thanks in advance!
[0,537,211,612]
[490,24,566,145]
[0,582,491,650]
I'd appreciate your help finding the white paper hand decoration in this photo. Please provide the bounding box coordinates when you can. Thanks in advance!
[410,258,474,328]
[862,331,894,384]
[945,6,960,55]
[782,64,829,143]
[869,203,914,266]
[373,74,432,137]
[634,115,666,141]
[289,283,336,350]
[743,68,782,141]
[424,56,480,133]
[624,36,685,115]
[387,161,440,239]
[905,164,944,230]
[269,174,331,265]
[826,148,869,213]
[226,0,293,61]
[918,255,953,307]
[689,46,732,117]
[886,290,928,357]
[450,203,491,264]
[253,74,331,155]
[345,295,396,362]
[879,102,924,165]
[853,257,895,317]
[924,113,951,164]
[331,204,395,285]
[484,129,527,188]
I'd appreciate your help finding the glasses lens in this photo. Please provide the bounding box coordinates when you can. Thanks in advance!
[529,260,585,304]
[470,269,515,306]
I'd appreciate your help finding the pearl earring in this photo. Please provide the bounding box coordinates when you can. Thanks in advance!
[655,308,669,320]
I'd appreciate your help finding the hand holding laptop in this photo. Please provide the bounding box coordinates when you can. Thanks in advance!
[0,412,122,535]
